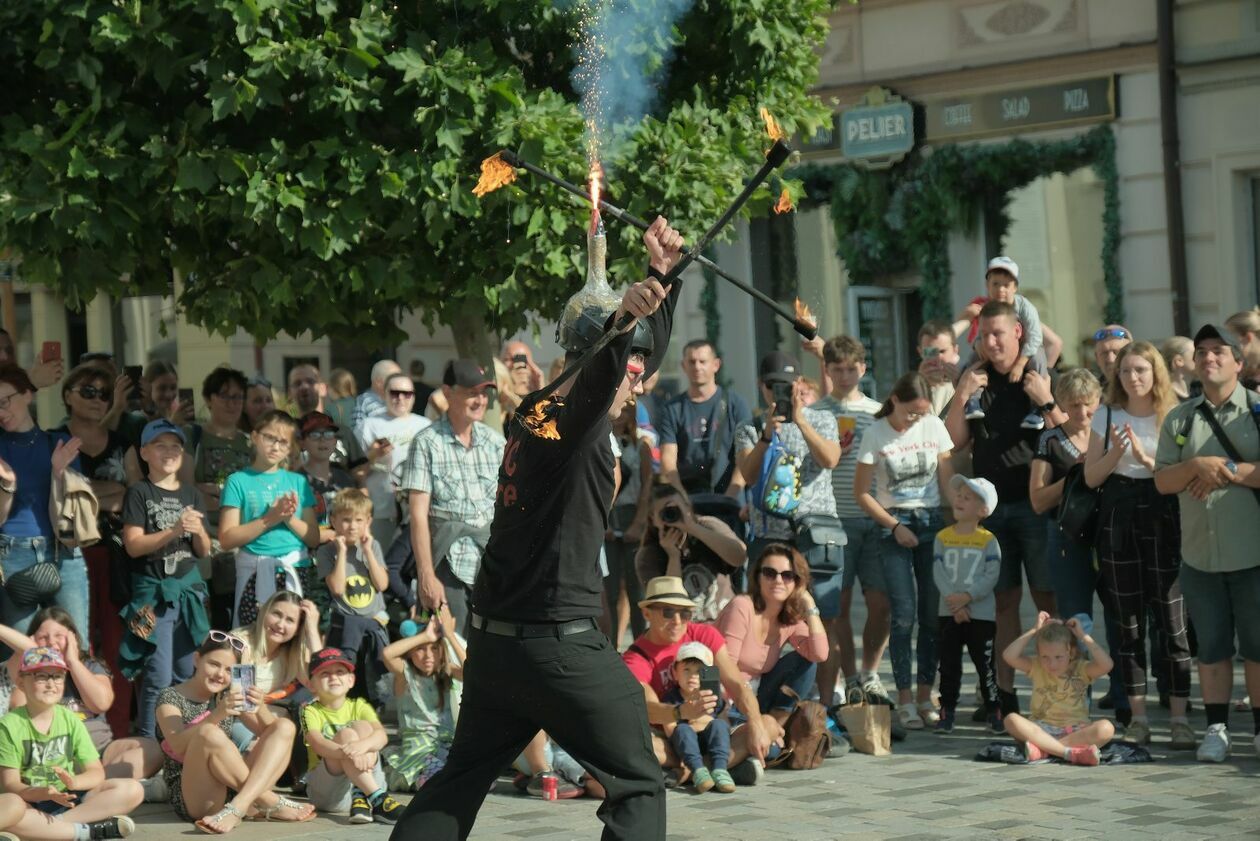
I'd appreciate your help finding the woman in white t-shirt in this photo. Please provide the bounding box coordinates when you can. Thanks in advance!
[855,373,955,730]
[1084,340,1192,748]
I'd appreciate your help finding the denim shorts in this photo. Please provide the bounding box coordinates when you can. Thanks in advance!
[984,500,1052,593]
[1179,562,1260,664]
[840,517,886,593]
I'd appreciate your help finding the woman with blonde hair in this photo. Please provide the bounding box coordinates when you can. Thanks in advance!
[1224,308,1260,387]
[1083,341,1191,749]
[1159,336,1196,402]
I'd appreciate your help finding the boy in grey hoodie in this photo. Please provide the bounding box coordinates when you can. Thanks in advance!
[933,475,1002,733]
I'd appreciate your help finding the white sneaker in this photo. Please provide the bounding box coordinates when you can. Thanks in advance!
[861,674,893,705]
[140,775,169,803]
[917,701,940,727]
[729,757,764,786]
[898,703,924,730]
[1196,723,1230,762]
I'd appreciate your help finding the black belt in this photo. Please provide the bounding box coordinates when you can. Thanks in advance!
[470,613,597,639]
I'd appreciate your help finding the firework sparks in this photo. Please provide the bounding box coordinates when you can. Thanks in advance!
[774,187,794,215]
[472,153,517,197]
[588,161,603,234]
[794,298,817,328]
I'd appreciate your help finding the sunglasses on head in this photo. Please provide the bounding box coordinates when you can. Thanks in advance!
[760,567,799,583]
[72,385,111,402]
[654,606,693,621]
[1094,328,1129,341]
[207,630,247,653]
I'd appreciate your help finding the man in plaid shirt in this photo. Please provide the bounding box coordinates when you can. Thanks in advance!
[399,359,506,634]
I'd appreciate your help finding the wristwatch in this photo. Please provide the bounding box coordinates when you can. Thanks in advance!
[805,607,821,618]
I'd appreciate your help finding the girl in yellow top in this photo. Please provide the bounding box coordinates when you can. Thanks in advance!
[1001,612,1115,765]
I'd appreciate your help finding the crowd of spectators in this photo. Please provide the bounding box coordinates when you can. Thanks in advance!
[0,252,1256,835]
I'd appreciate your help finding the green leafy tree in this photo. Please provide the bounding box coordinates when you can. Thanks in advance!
[0,0,832,353]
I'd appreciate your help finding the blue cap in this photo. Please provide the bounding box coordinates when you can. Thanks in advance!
[141,418,186,446]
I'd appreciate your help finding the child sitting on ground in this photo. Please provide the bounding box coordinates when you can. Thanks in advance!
[302,647,404,824]
[661,642,734,794]
[0,647,142,840]
[1001,612,1115,765]
[315,489,390,704]
[381,609,465,792]
[933,476,1002,734]
[953,256,1060,430]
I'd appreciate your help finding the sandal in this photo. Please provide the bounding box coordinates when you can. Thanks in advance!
[196,803,246,835]
[253,795,315,822]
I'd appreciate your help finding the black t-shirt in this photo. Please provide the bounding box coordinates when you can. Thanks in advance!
[299,466,356,528]
[1033,427,1083,485]
[474,279,680,622]
[121,480,201,579]
[968,364,1042,502]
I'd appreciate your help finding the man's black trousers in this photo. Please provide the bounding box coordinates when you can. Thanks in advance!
[388,623,665,840]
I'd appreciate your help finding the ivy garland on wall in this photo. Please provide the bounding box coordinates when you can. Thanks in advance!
[793,123,1122,324]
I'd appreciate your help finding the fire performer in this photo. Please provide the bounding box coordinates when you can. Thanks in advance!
[390,216,686,840]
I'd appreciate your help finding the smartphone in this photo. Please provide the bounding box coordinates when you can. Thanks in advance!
[178,387,195,413]
[40,341,61,364]
[230,664,257,712]
[124,365,143,400]
[770,380,793,418]
[699,665,722,699]
[922,346,942,359]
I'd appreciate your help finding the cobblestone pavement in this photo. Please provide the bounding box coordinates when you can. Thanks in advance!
[132,600,1259,840]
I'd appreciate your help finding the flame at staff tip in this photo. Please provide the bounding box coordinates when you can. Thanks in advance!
[472,152,517,197]
[774,187,794,215]
[760,108,785,144]
[794,298,817,328]
[523,398,561,440]
[588,161,603,234]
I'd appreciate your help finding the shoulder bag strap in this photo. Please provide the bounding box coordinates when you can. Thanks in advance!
[708,389,729,490]
[1194,400,1260,508]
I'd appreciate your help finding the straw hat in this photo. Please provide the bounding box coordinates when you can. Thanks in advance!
[637,576,694,609]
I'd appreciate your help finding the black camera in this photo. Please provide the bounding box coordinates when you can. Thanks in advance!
[661,505,683,524]
[770,380,793,418]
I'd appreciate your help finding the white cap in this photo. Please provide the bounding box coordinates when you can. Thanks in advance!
[950,474,999,517]
[986,256,1019,281]
[675,641,714,668]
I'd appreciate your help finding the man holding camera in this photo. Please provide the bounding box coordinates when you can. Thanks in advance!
[659,340,752,498]
[735,351,841,575]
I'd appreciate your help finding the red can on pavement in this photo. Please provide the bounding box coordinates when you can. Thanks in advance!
[541,773,558,801]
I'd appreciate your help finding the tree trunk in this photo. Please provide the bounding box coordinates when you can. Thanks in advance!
[447,300,500,366]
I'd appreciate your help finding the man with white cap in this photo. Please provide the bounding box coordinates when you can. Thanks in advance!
[622,577,773,785]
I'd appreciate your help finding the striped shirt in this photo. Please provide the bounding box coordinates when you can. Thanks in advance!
[813,394,882,520]
[399,416,506,587]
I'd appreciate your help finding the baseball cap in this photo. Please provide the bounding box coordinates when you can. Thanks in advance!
[140,418,186,447]
[986,256,1020,281]
[299,411,338,437]
[20,646,69,674]
[758,351,801,383]
[675,641,714,668]
[443,359,496,389]
[1193,324,1243,357]
[950,474,999,517]
[308,647,355,677]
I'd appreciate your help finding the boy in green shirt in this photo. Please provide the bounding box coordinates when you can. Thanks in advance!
[302,648,404,824]
[0,648,142,840]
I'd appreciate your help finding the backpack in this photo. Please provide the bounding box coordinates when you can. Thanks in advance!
[750,431,802,516]
[772,699,831,770]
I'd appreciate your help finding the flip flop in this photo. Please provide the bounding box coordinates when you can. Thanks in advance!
[196,803,245,835]
[252,795,315,822]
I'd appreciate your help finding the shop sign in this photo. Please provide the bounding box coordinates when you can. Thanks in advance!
[925,76,1116,141]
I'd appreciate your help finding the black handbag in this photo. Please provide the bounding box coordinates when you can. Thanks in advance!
[794,513,847,573]
[1056,406,1109,544]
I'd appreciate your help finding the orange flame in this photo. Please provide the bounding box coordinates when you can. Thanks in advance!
[472,153,517,197]
[523,397,562,440]
[588,161,603,234]
[794,298,817,327]
[760,108,785,144]
[774,187,794,215]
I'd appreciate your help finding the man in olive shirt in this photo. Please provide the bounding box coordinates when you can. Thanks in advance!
[1155,324,1260,763]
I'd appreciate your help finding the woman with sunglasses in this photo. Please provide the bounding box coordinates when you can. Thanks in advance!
[355,372,430,550]
[0,365,88,634]
[155,630,315,833]
[716,546,828,752]
[54,363,142,738]
[622,576,774,786]
[855,371,955,732]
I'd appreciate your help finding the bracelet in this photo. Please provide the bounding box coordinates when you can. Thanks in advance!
[0,483,13,495]
[646,265,667,282]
